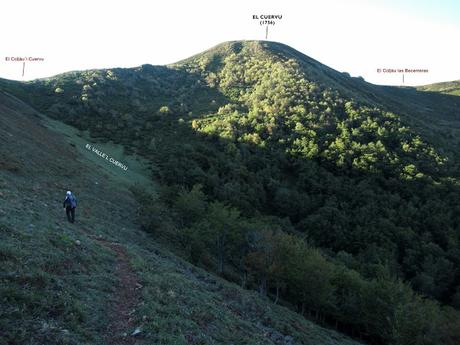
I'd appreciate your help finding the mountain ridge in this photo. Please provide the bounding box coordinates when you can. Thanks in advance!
[3,40,459,150]
[1,40,460,345]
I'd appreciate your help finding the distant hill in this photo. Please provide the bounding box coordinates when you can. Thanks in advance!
[1,40,460,345]
[418,80,460,96]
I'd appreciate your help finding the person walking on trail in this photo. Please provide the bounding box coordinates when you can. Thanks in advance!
[63,191,77,223]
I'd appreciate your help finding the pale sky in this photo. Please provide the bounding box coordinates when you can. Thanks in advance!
[0,0,459,86]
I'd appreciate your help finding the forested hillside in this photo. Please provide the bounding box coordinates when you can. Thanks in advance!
[0,91,364,345]
[2,40,460,344]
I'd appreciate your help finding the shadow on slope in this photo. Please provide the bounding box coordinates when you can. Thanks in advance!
[0,91,362,344]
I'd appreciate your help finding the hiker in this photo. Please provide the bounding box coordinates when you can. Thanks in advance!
[63,191,77,223]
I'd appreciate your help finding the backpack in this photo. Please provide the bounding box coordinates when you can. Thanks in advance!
[65,194,77,208]
[69,195,77,208]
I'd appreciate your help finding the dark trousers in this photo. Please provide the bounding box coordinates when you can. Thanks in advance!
[66,207,76,223]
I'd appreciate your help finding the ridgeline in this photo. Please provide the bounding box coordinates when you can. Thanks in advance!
[1,40,460,344]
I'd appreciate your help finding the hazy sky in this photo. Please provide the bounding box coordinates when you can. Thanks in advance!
[1,0,459,86]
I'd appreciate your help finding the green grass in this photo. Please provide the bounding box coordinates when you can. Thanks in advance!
[0,220,115,345]
[127,242,362,345]
[42,116,157,196]
[417,80,460,96]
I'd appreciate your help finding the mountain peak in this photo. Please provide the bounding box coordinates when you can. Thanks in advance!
[1,38,460,345]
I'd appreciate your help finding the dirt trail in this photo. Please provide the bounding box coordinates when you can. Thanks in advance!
[91,235,143,345]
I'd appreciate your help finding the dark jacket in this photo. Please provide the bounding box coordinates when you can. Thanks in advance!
[63,194,77,208]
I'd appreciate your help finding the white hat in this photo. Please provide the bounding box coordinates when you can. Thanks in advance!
[66,191,71,195]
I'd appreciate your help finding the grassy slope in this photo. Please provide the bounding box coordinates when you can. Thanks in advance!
[418,80,460,96]
[0,91,362,344]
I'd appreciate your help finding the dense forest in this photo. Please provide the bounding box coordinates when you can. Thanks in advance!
[3,41,460,344]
